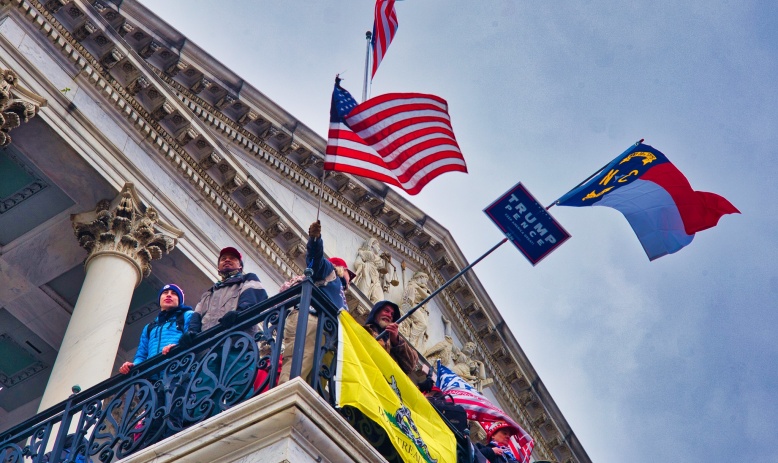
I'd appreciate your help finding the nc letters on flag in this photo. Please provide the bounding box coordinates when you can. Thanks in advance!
[436,362,534,463]
[325,78,468,195]
[557,143,739,260]
[335,311,456,463]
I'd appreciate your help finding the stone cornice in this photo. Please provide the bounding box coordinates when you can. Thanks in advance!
[3,0,587,460]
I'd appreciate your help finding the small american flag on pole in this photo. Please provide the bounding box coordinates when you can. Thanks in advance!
[325,77,468,195]
[437,362,535,463]
[371,0,398,79]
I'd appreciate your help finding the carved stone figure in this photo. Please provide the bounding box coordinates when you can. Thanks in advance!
[399,271,432,352]
[352,237,386,303]
[424,317,492,391]
[453,341,492,392]
[423,316,456,369]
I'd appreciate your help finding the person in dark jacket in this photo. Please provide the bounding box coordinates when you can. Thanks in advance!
[279,221,355,384]
[194,247,268,332]
[477,421,520,462]
[364,300,418,375]
[120,284,200,374]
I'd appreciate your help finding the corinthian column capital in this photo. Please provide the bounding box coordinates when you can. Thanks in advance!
[71,183,183,282]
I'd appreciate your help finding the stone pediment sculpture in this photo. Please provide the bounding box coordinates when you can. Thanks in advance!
[0,69,47,147]
[352,237,386,304]
[425,317,492,392]
[399,271,432,352]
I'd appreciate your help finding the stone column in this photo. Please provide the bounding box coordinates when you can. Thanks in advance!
[38,183,182,410]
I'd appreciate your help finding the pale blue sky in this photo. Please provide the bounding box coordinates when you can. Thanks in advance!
[140,1,777,461]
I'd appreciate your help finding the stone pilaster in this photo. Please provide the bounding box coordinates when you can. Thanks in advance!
[38,183,182,410]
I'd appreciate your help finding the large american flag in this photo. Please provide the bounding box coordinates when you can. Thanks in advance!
[371,0,398,79]
[325,78,468,195]
[437,362,534,463]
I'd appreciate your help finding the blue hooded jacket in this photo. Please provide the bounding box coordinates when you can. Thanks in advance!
[306,235,347,309]
[133,306,200,365]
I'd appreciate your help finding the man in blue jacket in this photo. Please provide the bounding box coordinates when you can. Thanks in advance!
[120,284,201,374]
[278,220,356,384]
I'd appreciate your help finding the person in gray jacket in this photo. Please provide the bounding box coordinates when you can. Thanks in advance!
[194,247,268,331]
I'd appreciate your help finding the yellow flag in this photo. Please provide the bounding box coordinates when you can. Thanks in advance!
[335,311,457,463]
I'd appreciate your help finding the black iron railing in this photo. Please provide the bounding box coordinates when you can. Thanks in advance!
[0,276,339,463]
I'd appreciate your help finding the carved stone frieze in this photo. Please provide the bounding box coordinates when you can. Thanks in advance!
[298,153,320,168]
[518,390,535,406]
[267,220,287,239]
[505,370,531,393]
[71,183,182,280]
[126,76,149,96]
[150,101,174,121]
[189,76,207,94]
[477,324,495,339]
[177,127,199,146]
[223,174,244,194]
[214,94,235,110]
[73,20,96,42]
[404,226,422,241]
[463,302,489,326]
[93,1,123,29]
[286,242,305,259]
[100,48,123,69]
[0,69,46,147]
[43,0,68,13]
[482,329,501,348]
[245,198,268,216]
[434,255,453,272]
[200,151,222,169]
[119,22,133,37]
[238,110,258,126]
[139,40,160,59]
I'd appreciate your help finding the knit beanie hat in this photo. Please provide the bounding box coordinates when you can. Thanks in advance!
[158,283,184,307]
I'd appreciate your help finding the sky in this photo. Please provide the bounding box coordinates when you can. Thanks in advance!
[139,1,777,461]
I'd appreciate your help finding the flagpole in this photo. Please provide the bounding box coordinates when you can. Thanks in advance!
[376,237,509,341]
[545,138,643,210]
[316,170,325,220]
[362,31,372,103]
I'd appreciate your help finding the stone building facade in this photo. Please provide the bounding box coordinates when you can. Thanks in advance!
[0,1,590,461]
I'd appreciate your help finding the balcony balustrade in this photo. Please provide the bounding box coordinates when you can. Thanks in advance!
[0,275,339,462]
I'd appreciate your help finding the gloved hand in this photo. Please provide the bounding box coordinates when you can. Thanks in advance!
[308,220,321,239]
[218,310,239,328]
[178,331,197,349]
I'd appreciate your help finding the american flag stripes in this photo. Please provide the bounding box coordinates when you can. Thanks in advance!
[371,0,398,79]
[325,78,468,195]
[437,362,535,463]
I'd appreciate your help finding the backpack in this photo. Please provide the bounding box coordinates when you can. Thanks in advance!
[429,393,469,437]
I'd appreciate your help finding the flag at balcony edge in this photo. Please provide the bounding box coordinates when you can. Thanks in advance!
[436,362,534,463]
[335,311,456,463]
[325,77,468,195]
[556,142,739,260]
[371,0,398,79]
